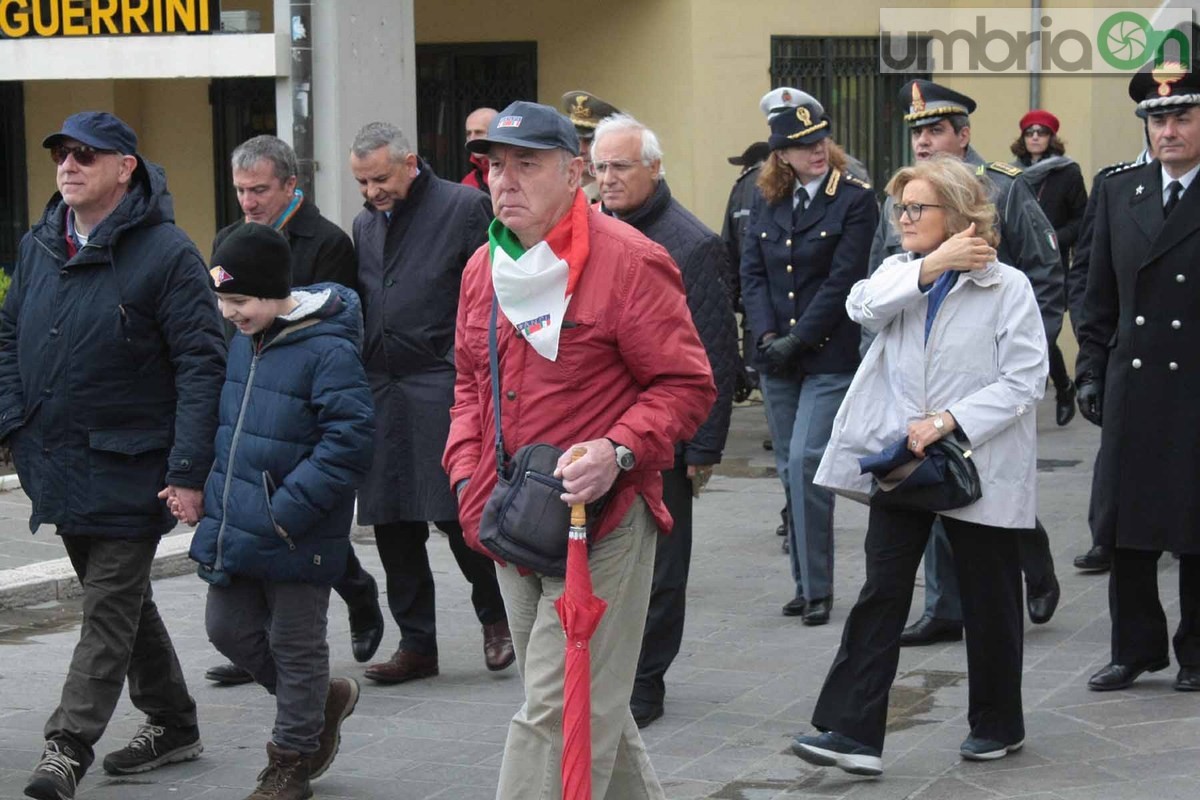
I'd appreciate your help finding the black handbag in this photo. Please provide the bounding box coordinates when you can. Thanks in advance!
[864,433,982,513]
[476,295,601,576]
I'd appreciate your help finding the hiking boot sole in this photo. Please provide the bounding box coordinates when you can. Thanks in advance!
[101,740,204,775]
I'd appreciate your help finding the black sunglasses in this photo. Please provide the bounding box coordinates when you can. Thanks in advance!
[1022,127,1052,137]
[50,144,119,167]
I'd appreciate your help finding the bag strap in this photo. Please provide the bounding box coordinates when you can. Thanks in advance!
[488,293,506,478]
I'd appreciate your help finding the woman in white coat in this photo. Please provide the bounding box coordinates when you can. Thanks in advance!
[791,155,1048,776]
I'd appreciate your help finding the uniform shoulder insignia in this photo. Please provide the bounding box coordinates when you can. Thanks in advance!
[987,161,1023,177]
[824,168,842,196]
[843,172,872,190]
[1098,160,1137,178]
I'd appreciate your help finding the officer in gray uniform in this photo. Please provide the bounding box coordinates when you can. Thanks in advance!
[866,80,1063,646]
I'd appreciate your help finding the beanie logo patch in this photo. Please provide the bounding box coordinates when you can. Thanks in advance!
[210,266,234,287]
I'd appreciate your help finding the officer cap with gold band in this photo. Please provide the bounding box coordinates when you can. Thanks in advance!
[561,90,620,140]
[899,79,977,128]
[759,87,825,121]
[1129,59,1200,118]
[768,100,832,150]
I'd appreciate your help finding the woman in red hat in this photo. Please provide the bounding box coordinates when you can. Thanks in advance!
[1010,110,1087,426]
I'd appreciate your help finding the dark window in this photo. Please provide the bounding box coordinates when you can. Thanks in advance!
[416,42,537,184]
[210,78,277,233]
[770,36,930,192]
[0,81,28,275]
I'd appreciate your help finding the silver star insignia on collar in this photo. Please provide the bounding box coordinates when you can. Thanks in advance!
[1135,185,1144,195]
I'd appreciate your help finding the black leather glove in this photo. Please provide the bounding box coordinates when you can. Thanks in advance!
[1076,376,1102,426]
[759,334,807,375]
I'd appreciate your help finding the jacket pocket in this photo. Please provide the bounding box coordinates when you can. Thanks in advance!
[84,428,171,518]
[261,470,295,551]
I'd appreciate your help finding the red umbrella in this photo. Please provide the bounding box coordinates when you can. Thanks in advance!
[555,448,608,800]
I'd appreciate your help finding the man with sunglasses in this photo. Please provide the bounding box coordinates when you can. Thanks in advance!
[0,111,225,800]
[866,80,1064,647]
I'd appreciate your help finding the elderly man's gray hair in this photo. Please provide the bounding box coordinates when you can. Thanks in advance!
[592,113,666,178]
[231,135,298,183]
[351,122,414,162]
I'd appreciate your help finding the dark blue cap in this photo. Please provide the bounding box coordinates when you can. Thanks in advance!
[42,111,138,154]
[466,101,580,156]
[768,102,832,151]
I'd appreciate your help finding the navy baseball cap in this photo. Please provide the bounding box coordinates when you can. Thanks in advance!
[466,101,580,156]
[42,111,138,154]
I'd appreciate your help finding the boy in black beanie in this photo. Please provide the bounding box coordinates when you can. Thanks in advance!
[187,222,376,798]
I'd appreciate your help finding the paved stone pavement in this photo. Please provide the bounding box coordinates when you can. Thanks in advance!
[0,398,1197,799]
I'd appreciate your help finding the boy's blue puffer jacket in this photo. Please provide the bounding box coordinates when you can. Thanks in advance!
[190,283,375,584]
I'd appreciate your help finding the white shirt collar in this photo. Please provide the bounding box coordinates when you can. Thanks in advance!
[1162,162,1200,201]
[792,172,828,209]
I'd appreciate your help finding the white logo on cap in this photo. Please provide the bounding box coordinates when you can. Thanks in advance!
[497,116,523,128]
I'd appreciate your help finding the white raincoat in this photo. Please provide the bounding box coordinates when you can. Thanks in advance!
[814,253,1048,529]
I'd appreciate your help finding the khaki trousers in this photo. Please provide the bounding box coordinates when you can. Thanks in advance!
[495,498,666,800]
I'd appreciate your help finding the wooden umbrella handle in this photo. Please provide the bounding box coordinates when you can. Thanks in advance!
[570,446,587,526]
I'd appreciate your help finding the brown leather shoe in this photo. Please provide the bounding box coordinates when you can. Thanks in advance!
[363,649,439,685]
[482,621,515,672]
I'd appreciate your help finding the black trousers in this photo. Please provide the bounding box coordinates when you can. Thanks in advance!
[1020,518,1056,591]
[812,506,1024,752]
[374,519,506,656]
[633,457,693,706]
[46,536,197,772]
[1048,339,1071,394]
[331,543,379,610]
[1110,548,1200,667]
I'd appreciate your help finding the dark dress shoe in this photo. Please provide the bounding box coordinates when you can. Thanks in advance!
[781,536,790,554]
[1073,545,1112,573]
[1026,576,1060,625]
[782,596,807,617]
[483,620,516,671]
[763,438,774,451]
[900,615,963,646]
[631,699,664,729]
[1175,666,1200,692]
[803,598,831,626]
[348,589,385,664]
[1087,658,1170,691]
[205,662,254,685]
[364,649,439,685]
[1055,382,1076,426]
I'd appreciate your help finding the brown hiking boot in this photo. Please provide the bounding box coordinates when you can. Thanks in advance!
[244,742,312,800]
[310,677,360,779]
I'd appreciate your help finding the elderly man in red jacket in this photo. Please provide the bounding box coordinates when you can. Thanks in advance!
[443,100,715,800]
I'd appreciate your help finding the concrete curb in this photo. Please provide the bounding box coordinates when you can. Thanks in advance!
[0,530,196,611]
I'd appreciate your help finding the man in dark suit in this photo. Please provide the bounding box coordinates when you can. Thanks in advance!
[1077,60,1200,693]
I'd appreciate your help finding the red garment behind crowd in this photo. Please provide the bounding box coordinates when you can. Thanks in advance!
[461,153,490,191]
[443,201,715,556]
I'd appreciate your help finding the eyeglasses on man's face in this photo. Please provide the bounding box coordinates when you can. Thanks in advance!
[50,144,119,167]
[891,202,944,222]
[588,159,647,177]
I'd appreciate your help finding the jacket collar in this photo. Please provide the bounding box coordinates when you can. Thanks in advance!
[771,168,837,234]
[606,179,671,230]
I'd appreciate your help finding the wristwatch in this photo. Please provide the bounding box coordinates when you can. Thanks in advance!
[607,438,636,471]
[933,414,945,432]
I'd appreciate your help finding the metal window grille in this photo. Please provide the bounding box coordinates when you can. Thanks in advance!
[770,36,929,191]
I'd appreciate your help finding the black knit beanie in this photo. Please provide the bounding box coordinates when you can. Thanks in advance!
[209,223,292,299]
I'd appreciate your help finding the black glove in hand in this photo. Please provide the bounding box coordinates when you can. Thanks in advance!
[759,334,807,375]
[1076,377,1102,426]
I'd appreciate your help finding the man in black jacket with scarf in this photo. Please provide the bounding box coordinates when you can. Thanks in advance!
[593,113,739,727]
[0,111,225,800]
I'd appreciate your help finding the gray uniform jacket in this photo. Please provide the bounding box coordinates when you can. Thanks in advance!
[865,146,1064,352]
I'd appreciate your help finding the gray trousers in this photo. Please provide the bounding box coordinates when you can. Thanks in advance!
[45,535,197,772]
[494,498,666,800]
[205,577,330,754]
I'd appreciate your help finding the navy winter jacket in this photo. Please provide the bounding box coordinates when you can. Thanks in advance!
[190,284,375,584]
[0,158,226,537]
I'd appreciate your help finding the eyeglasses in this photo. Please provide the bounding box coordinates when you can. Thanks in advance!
[588,159,646,177]
[50,144,118,167]
[891,202,944,222]
[1022,127,1052,138]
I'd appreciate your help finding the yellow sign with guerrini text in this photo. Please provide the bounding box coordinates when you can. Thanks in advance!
[0,0,216,38]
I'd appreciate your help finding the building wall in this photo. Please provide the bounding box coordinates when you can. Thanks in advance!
[24,79,216,248]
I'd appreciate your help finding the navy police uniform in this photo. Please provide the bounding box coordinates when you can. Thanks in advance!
[1077,61,1200,692]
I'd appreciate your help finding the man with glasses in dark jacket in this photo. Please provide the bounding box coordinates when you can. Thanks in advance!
[0,111,225,800]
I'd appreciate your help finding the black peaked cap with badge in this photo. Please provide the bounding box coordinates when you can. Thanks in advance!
[729,141,769,166]
[210,222,292,299]
[768,101,831,151]
[1129,59,1200,117]
[899,79,977,127]
[467,100,580,156]
[561,90,620,139]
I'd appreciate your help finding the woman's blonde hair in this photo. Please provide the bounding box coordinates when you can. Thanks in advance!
[756,138,848,205]
[885,154,1000,248]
